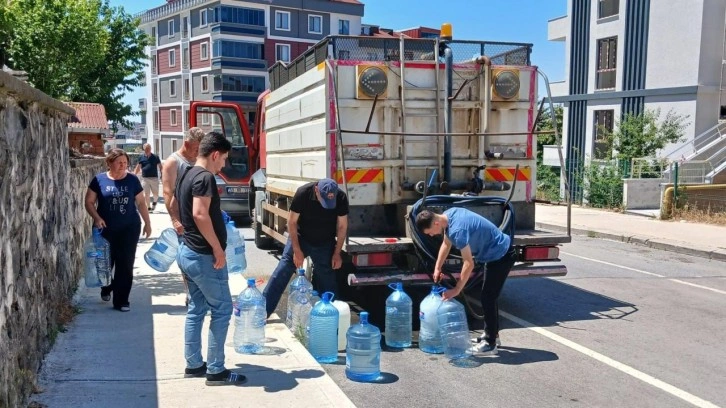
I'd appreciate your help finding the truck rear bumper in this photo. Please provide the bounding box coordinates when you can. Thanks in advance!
[347,264,567,287]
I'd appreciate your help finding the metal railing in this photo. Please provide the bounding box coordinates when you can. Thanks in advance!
[671,160,714,184]
[663,121,726,160]
[268,35,533,91]
[630,157,669,179]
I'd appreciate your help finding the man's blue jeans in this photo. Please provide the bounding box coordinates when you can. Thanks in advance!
[262,237,337,317]
[176,243,233,375]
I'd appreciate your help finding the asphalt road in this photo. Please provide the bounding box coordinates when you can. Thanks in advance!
[240,222,726,408]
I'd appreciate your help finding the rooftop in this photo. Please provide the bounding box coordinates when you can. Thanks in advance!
[65,102,109,130]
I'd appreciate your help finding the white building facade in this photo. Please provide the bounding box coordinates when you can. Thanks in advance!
[548,0,726,198]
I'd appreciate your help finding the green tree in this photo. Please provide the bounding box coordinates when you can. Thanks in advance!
[533,100,564,201]
[3,0,148,127]
[601,109,689,161]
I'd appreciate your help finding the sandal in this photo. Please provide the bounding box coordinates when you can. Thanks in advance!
[205,369,247,386]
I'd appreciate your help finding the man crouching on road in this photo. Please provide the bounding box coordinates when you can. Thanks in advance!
[172,131,246,386]
[416,208,515,356]
[263,178,349,317]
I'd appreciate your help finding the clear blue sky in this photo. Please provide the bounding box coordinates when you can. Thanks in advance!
[114,0,567,120]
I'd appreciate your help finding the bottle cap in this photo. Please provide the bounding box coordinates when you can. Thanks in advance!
[297,268,305,275]
[247,278,256,287]
[360,311,368,324]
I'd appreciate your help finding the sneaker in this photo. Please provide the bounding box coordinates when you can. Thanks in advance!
[120,306,130,312]
[205,369,247,386]
[151,202,157,210]
[148,206,153,211]
[471,334,501,347]
[184,362,207,378]
[469,342,498,356]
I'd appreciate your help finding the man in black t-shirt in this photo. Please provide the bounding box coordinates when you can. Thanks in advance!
[263,178,349,317]
[171,132,246,386]
[133,143,162,211]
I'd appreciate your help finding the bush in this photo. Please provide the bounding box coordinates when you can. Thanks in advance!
[582,162,624,209]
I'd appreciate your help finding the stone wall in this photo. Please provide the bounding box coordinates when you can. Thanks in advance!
[623,178,668,210]
[0,71,105,408]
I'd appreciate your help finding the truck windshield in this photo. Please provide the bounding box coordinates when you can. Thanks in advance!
[195,106,249,182]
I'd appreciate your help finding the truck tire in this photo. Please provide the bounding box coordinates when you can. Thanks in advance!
[253,191,275,250]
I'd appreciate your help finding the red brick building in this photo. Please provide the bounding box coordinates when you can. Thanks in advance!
[65,102,110,156]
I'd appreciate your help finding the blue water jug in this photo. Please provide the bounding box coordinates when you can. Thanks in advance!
[225,220,246,274]
[83,228,111,287]
[308,292,339,363]
[144,228,179,272]
[286,268,313,329]
[418,286,445,354]
[437,297,471,360]
[346,311,381,382]
[385,282,412,348]
[233,278,266,354]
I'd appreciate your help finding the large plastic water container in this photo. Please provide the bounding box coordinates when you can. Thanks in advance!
[233,278,266,354]
[225,220,246,274]
[308,292,339,363]
[286,269,313,329]
[385,282,412,348]
[292,291,313,345]
[84,228,111,287]
[345,311,381,382]
[437,298,471,360]
[333,299,351,351]
[418,286,445,354]
[144,228,179,272]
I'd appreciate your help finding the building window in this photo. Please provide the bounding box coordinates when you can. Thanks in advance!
[169,79,176,97]
[308,15,322,34]
[200,9,208,27]
[212,113,221,127]
[201,75,209,93]
[152,82,158,102]
[275,11,290,31]
[596,37,617,90]
[598,0,619,19]
[169,49,176,67]
[154,110,159,129]
[201,113,210,125]
[338,19,350,35]
[168,20,175,38]
[184,108,189,128]
[172,139,178,152]
[212,40,263,59]
[201,42,209,60]
[218,6,265,26]
[215,75,265,93]
[593,110,614,159]
[151,27,156,44]
[170,109,178,126]
[276,44,290,62]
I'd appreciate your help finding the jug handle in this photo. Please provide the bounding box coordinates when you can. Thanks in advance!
[387,283,399,291]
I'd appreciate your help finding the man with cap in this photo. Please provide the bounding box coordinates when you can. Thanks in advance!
[262,178,349,317]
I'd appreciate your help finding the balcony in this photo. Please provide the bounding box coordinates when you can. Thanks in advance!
[548,15,568,41]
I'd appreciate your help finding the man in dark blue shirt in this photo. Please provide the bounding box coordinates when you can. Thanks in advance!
[416,207,515,356]
[133,143,162,211]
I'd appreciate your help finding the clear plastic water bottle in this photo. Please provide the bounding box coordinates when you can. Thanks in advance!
[225,220,246,274]
[437,297,471,360]
[308,291,339,363]
[83,250,101,288]
[418,286,445,354]
[310,290,321,307]
[144,228,179,272]
[233,278,266,354]
[385,282,412,348]
[286,269,313,329]
[292,292,313,345]
[345,311,381,382]
[84,228,111,287]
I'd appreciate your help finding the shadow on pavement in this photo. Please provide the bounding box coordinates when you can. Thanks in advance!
[495,277,639,330]
[233,363,325,392]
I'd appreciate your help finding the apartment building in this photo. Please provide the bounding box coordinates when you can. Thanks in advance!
[548,0,726,195]
[137,0,363,158]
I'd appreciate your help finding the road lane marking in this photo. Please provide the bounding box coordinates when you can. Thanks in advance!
[500,310,720,408]
[561,251,726,295]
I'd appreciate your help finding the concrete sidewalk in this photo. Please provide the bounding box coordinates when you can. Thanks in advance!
[31,212,354,408]
[535,203,726,261]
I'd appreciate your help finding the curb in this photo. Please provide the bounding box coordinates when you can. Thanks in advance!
[536,222,726,262]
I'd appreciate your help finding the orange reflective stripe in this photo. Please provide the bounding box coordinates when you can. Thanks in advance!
[334,169,384,184]
[484,167,531,181]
